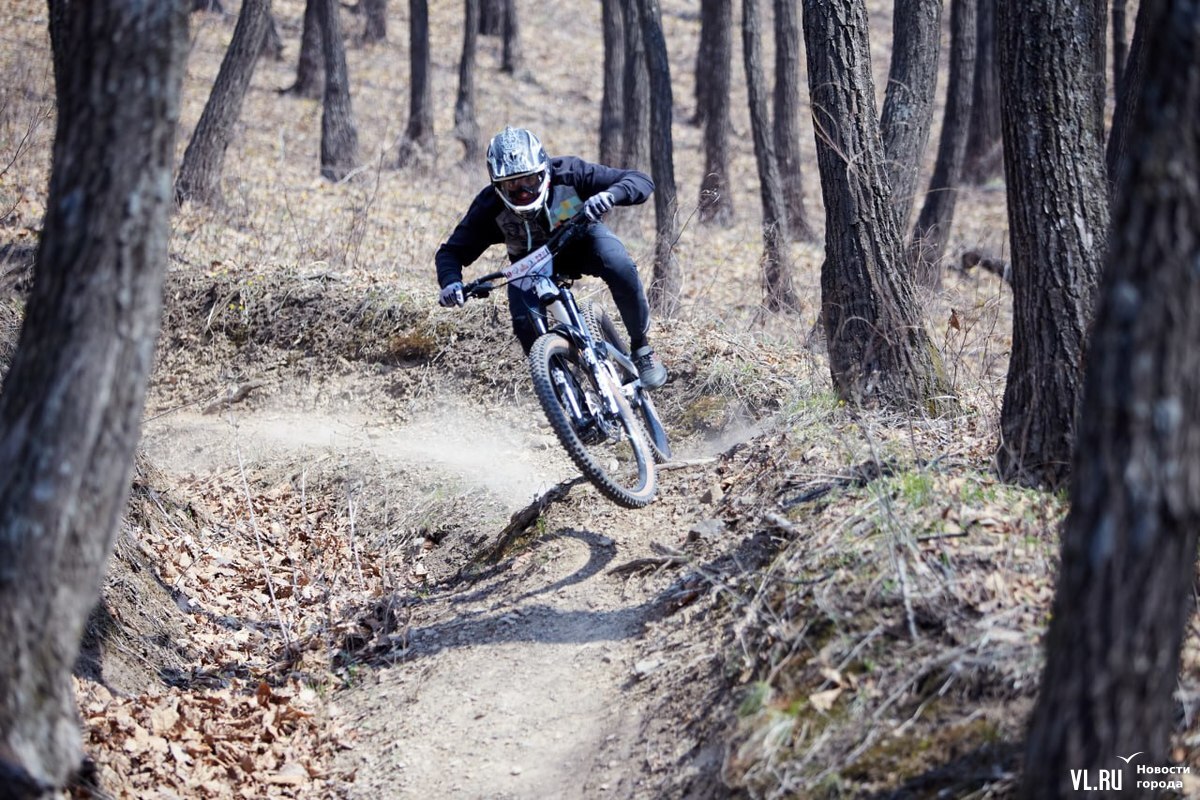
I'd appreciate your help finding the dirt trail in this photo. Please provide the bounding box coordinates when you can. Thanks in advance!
[141,389,725,799]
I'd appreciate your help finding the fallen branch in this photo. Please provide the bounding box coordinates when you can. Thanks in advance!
[482,477,585,562]
[202,379,266,415]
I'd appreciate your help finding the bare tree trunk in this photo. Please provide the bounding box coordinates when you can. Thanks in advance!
[500,0,521,74]
[454,0,481,163]
[698,0,734,225]
[599,0,625,165]
[260,10,283,60]
[1106,2,1150,188]
[363,0,386,43]
[1111,0,1127,104]
[803,0,956,412]
[176,0,271,206]
[397,0,434,169]
[879,0,943,232]
[995,0,1109,488]
[908,0,977,287]
[963,0,1002,182]
[1022,1,1200,794]
[479,0,502,34]
[621,0,650,172]
[284,0,323,98]
[0,1,186,794]
[773,0,815,241]
[745,0,797,312]
[318,0,359,180]
[691,0,719,126]
[639,0,681,317]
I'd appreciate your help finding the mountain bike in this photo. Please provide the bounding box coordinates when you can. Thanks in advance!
[460,214,672,508]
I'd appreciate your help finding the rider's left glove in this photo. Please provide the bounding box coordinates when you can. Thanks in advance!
[583,191,615,221]
[439,281,465,308]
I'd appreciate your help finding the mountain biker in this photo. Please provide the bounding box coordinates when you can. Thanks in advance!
[434,126,669,390]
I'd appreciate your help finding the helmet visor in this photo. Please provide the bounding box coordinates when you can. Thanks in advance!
[497,172,544,206]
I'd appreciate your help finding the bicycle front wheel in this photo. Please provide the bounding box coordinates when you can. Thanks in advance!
[529,333,657,508]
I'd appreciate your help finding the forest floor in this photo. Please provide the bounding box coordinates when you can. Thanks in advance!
[3,0,1199,798]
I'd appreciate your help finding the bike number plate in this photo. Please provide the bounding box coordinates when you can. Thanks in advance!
[503,246,553,290]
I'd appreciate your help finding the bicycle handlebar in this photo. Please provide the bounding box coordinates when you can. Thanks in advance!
[459,213,592,301]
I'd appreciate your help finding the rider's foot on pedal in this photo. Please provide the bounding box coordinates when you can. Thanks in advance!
[632,345,668,389]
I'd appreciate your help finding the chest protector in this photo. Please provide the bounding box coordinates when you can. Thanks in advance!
[495,184,583,261]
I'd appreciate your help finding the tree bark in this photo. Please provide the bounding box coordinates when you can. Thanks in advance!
[175,0,271,206]
[908,0,977,287]
[454,0,481,163]
[363,0,386,43]
[1111,0,1127,105]
[621,0,650,172]
[995,0,1108,488]
[879,0,943,232]
[698,0,734,225]
[803,0,956,412]
[773,0,815,241]
[284,0,323,98]
[962,0,1002,183]
[397,0,434,169]
[318,0,359,180]
[500,0,521,74]
[599,0,624,165]
[0,0,186,793]
[745,0,796,312]
[638,0,681,317]
[1022,1,1200,794]
[479,0,502,34]
[1106,2,1150,189]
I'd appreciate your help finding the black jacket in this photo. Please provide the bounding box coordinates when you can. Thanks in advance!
[435,156,654,288]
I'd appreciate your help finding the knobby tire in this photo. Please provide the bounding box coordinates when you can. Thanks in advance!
[529,333,657,508]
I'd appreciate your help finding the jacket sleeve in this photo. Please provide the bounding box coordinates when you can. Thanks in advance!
[552,156,654,208]
[434,188,505,288]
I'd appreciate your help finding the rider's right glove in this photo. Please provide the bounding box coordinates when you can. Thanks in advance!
[439,281,465,308]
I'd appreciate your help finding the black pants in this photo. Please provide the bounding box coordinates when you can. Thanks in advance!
[507,223,651,353]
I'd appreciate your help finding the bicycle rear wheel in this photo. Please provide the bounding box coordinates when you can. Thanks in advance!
[529,332,657,508]
[582,303,673,463]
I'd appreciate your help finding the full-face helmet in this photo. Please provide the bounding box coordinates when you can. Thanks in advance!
[486,127,550,216]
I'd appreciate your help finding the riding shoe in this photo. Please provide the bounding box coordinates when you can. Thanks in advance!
[632,345,668,390]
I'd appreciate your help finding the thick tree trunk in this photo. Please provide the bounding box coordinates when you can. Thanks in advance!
[363,0,386,43]
[1022,1,1200,794]
[318,0,359,180]
[175,0,271,206]
[599,0,624,166]
[698,0,734,225]
[803,0,956,412]
[745,0,796,312]
[995,0,1109,488]
[397,0,434,169]
[773,0,815,242]
[879,0,943,232]
[284,0,323,98]
[0,1,186,793]
[908,0,977,287]
[638,0,681,317]
[963,0,1002,183]
[454,0,481,163]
